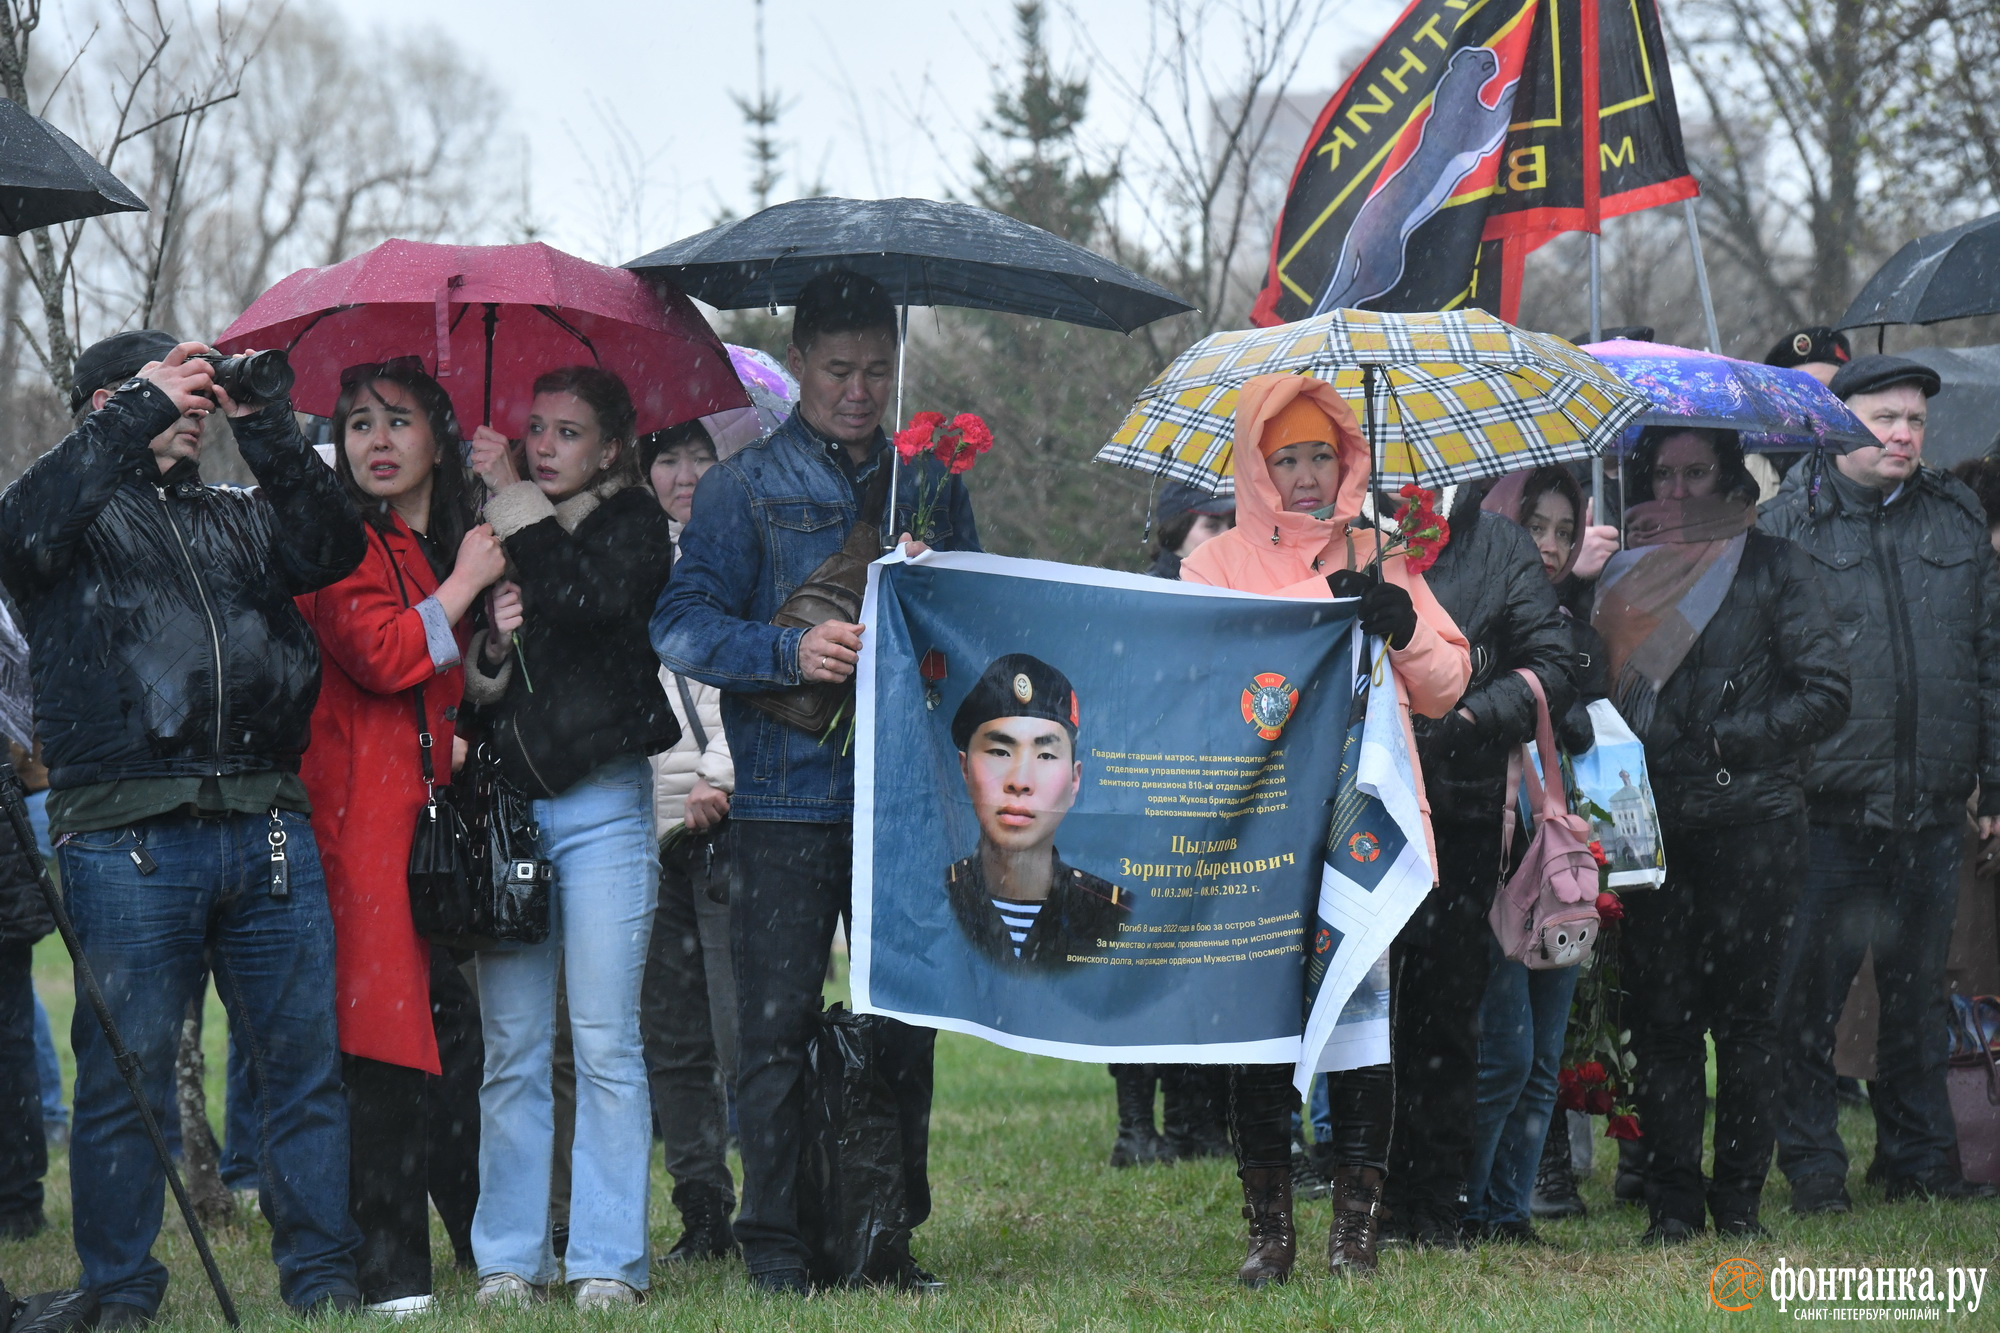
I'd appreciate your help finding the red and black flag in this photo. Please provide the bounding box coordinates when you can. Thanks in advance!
[1251,0,1695,327]
[1595,0,1696,219]
[1250,0,1546,327]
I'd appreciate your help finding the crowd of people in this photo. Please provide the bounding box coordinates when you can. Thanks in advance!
[0,272,1994,1323]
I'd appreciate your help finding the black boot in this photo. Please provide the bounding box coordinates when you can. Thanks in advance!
[1614,1135,1646,1206]
[661,1181,737,1263]
[1162,1065,1232,1160]
[1530,1112,1587,1220]
[1108,1065,1166,1167]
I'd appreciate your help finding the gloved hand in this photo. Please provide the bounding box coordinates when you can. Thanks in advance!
[1324,568,1370,600]
[1423,708,1480,758]
[1359,579,1417,649]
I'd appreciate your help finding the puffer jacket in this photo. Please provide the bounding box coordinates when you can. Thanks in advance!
[1411,483,1577,825]
[1762,462,2000,829]
[465,478,678,798]
[0,804,50,947]
[0,383,365,789]
[1635,531,1850,829]
[652,666,734,836]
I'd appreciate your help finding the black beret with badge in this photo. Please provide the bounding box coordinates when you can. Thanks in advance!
[1763,325,1852,370]
[950,653,1080,752]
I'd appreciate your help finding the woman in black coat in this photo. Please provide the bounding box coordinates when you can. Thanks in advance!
[462,367,677,1309]
[1594,428,1849,1243]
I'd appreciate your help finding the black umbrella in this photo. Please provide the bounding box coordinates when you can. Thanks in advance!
[1838,212,2000,332]
[0,98,146,235]
[1900,344,2000,468]
[624,196,1193,334]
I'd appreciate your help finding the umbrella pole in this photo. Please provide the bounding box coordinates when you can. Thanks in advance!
[887,303,909,552]
[481,303,498,425]
[1681,199,1723,354]
[1364,363,1382,584]
[1590,235,1604,517]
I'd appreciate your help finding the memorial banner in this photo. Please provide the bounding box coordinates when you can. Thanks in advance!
[850,552,1434,1088]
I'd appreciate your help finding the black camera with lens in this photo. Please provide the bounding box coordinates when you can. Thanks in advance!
[189,349,295,408]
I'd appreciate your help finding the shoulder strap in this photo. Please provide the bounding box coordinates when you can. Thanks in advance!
[372,526,437,793]
[1511,667,1564,824]
[858,457,893,530]
[673,673,711,752]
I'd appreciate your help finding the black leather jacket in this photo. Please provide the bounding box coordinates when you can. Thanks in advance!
[1761,462,2000,829]
[1411,487,1578,825]
[0,383,364,790]
[1636,530,1851,829]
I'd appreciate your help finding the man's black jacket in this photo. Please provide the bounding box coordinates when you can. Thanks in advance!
[1761,461,2000,830]
[1635,531,1850,829]
[0,383,364,790]
[1410,485,1577,826]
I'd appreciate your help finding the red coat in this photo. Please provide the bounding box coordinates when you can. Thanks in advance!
[297,515,465,1074]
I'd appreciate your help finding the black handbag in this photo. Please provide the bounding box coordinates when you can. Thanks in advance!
[377,528,553,950]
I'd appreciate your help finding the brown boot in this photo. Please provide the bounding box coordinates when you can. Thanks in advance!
[1236,1166,1296,1288]
[1327,1165,1384,1277]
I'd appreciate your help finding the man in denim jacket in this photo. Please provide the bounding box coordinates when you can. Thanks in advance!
[653,272,978,1293]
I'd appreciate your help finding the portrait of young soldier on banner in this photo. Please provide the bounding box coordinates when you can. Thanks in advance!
[946,653,1132,968]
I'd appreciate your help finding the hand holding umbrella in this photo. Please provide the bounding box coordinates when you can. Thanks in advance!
[469,428,532,688]
[468,424,522,489]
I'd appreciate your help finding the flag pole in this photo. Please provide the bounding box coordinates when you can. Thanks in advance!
[1589,233,1604,516]
[1682,197,1723,353]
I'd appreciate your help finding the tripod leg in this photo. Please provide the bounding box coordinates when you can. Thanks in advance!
[1,770,239,1327]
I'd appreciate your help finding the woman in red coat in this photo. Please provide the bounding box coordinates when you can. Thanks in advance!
[296,359,508,1314]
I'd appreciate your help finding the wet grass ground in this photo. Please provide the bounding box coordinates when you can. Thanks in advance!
[10,935,1998,1330]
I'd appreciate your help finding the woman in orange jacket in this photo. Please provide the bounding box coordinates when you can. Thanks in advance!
[1181,373,1470,1285]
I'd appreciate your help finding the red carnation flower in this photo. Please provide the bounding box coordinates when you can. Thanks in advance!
[951,412,994,454]
[1605,1113,1643,1141]
[1595,891,1624,922]
[1587,839,1608,867]
[895,412,945,462]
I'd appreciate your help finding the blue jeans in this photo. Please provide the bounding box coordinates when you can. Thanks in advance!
[474,756,657,1289]
[59,810,358,1313]
[33,991,63,1129]
[1776,822,1961,1184]
[220,1032,260,1190]
[1463,952,1580,1228]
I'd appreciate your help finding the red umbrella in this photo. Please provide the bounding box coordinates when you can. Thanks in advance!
[216,238,747,436]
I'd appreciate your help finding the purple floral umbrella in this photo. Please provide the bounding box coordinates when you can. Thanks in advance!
[1582,338,1874,454]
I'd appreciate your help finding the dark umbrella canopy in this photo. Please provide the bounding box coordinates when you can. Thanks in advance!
[1899,344,2000,468]
[0,98,146,235]
[625,196,1195,333]
[1838,213,2000,329]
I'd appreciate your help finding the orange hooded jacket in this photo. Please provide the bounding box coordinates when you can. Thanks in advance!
[1179,374,1472,864]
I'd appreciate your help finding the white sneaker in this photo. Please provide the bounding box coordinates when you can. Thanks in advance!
[572,1279,642,1311]
[363,1294,434,1319]
[474,1274,539,1308]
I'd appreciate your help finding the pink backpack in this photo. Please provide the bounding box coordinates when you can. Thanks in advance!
[1487,669,1601,970]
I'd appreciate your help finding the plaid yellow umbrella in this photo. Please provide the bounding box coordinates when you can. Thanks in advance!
[1097,308,1651,492]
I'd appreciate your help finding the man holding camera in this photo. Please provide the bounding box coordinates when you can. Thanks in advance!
[0,333,365,1324]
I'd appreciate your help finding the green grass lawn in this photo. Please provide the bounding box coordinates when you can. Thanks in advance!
[10,935,1999,1329]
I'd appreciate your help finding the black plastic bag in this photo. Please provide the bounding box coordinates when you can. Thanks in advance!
[796,1004,916,1288]
[2,1280,98,1333]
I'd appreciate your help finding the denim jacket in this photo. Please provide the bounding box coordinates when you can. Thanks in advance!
[651,411,980,821]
